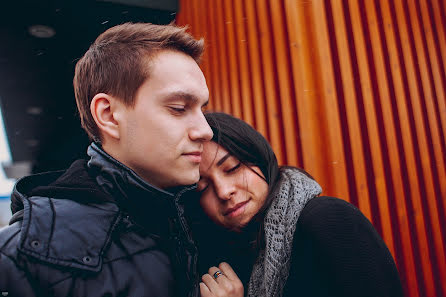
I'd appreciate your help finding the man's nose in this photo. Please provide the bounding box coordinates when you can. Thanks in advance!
[189,113,213,141]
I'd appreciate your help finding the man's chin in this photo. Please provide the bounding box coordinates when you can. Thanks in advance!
[169,174,200,188]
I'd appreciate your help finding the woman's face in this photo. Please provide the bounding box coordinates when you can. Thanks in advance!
[197,141,269,232]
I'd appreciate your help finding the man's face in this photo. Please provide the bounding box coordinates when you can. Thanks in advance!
[118,50,213,189]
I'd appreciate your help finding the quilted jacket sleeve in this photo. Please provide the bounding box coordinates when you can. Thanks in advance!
[0,224,36,297]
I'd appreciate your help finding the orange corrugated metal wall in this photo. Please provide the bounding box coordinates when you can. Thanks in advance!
[176,1,446,296]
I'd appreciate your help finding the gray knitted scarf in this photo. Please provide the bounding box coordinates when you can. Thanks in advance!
[247,167,322,297]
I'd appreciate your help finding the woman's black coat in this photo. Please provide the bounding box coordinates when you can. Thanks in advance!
[194,197,404,297]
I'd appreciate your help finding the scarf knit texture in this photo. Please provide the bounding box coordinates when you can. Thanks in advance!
[247,168,322,297]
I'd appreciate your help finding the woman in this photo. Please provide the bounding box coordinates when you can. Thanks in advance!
[187,112,403,297]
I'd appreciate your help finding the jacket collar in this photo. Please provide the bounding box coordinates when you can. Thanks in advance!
[87,143,195,228]
[87,142,176,202]
[86,143,196,239]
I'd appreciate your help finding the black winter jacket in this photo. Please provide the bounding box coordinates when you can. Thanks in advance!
[0,143,199,297]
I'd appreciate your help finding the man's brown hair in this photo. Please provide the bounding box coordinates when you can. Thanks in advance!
[73,22,204,141]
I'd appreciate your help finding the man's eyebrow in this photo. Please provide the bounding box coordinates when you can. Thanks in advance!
[164,91,208,106]
[216,153,231,167]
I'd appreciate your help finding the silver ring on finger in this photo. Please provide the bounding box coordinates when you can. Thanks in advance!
[213,270,224,280]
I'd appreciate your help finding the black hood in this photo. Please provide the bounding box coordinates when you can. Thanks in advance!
[10,159,109,215]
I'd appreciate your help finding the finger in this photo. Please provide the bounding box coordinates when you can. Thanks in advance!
[204,268,235,296]
[199,282,212,297]
[208,266,227,283]
[218,262,244,295]
[202,273,220,292]
[203,266,244,297]
[218,262,240,281]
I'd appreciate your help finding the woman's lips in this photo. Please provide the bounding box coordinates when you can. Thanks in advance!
[224,200,249,218]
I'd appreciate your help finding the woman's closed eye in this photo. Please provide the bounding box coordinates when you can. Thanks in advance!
[225,162,241,174]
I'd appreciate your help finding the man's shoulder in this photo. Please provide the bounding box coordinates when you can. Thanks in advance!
[0,222,35,296]
[0,217,175,297]
[14,195,120,271]
[0,221,22,258]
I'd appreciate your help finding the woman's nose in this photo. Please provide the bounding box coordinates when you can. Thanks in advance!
[214,180,236,201]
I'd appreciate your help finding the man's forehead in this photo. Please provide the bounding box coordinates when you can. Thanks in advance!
[144,52,208,89]
[136,53,209,105]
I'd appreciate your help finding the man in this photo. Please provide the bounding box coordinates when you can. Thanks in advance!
[0,22,212,297]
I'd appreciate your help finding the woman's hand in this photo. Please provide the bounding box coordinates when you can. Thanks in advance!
[200,262,244,297]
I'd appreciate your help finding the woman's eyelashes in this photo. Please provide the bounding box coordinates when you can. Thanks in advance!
[196,160,241,193]
[225,162,241,173]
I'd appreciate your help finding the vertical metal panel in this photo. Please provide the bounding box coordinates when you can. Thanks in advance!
[346,0,397,256]
[284,0,334,195]
[327,0,374,219]
[269,0,300,166]
[310,0,351,204]
[243,0,269,139]
[177,1,446,296]
[378,1,427,295]
[222,0,243,119]
[233,0,254,127]
[254,0,285,164]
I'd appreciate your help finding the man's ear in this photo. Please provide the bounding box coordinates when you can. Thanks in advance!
[90,93,123,140]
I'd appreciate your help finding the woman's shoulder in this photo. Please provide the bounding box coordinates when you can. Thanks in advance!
[289,197,404,297]
[301,196,359,215]
[297,196,375,236]
[301,196,363,217]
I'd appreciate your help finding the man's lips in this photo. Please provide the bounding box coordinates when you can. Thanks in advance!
[224,200,249,216]
[182,151,202,162]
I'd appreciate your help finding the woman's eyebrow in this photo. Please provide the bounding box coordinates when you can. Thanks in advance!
[216,153,231,166]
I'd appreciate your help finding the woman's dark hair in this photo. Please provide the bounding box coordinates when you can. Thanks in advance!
[188,112,283,263]
[190,112,313,265]
[204,112,281,215]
